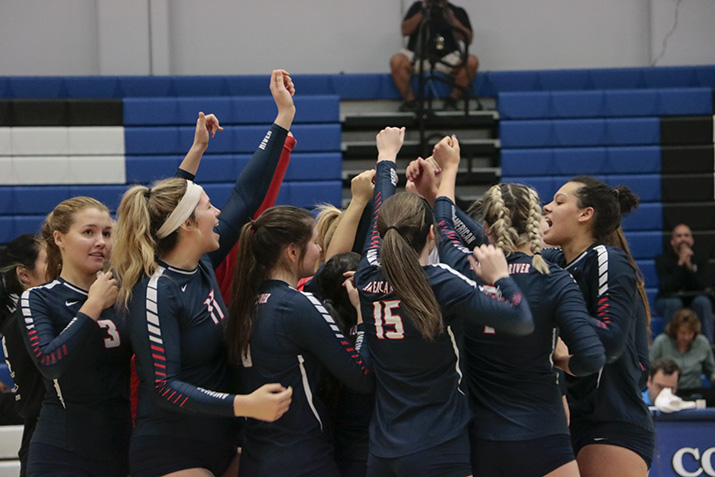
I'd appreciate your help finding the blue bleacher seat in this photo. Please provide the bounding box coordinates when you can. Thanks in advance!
[119,77,175,97]
[7,77,66,98]
[498,92,551,119]
[537,69,592,91]
[637,259,657,288]
[64,77,121,98]
[604,90,658,117]
[68,185,126,212]
[123,98,180,126]
[621,203,663,231]
[13,216,43,238]
[284,153,342,181]
[125,155,185,184]
[275,181,342,209]
[0,188,13,215]
[604,118,660,145]
[11,186,70,215]
[172,76,229,97]
[589,68,644,90]
[603,174,661,202]
[0,217,16,243]
[658,88,713,116]
[624,231,663,259]
[124,127,182,155]
[551,91,605,118]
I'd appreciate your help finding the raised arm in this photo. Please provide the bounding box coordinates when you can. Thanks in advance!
[207,70,296,267]
[178,112,223,176]
[325,169,375,262]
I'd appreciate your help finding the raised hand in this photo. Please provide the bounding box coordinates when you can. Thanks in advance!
[405,157,441,205]
[432,134,460,172]
[351,169,376,205]
[193,112,224,149]
[237,383,293,422]
[270,69,296,131]
[376,127,405,162]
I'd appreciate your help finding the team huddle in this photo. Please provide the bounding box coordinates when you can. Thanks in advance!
[0,71,654,477]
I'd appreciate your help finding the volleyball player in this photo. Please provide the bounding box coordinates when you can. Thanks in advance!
[225,206,373,477]
[430,135,606,477]
[355,127,534,477]
[542,177,655,476]
[111,69,296,477]
[0,235,48,476]
[19,197,131,477]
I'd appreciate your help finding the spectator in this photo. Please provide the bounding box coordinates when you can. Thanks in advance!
[650,308,715,392]
[390,0,479,111]
[643,359,681,406]
[655,223,714,342]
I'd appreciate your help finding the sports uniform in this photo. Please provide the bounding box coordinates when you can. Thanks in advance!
[237,280,373,477]
[543,245,656,468]
[20,279,132,477]
[127,123,290,477]
[1,296,50,476]
[434,196,606,476]
[355,160,533,477]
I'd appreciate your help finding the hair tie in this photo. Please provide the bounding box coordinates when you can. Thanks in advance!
[386,225,401,234]
[533,251,541,256]
[613,188,620,198]
[144,188,151,200]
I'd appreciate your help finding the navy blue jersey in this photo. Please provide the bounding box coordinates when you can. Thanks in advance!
[19,279,132,464]
[127,123,289,443]
[542,246,654,432]
[1,298,44,422]
[355,160,533,458]
[237,279,372,476]
[434,197,605,441]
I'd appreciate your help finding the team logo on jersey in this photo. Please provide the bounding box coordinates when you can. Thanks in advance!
[203,289,225,325]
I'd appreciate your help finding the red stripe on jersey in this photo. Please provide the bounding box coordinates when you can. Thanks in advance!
[166,391,176,401]
[173,394,183,404]
[151,354,166,361]
[150,345,164,353]
[155,363,166,369]
[180,397,188,407]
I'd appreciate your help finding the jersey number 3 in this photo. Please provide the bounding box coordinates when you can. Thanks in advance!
[97,320,121,349]
[373,300,405,340]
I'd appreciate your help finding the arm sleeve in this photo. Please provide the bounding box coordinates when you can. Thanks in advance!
[434,196,482,276]
[207,123,289,268]
[138,280,235,417]
[284,293,373,393]
[19,289,96,380]
[548,271,606,376]
[214,134,296,300]
[589,248,639,363]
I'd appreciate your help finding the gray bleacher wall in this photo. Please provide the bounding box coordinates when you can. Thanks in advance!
[0,0,714,76]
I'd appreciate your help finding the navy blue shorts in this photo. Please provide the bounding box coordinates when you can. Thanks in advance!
[367,432,471,477]
[130,435,237,477]
[470,433,575,477]
[27,442,128,477]
[570,419,655,469]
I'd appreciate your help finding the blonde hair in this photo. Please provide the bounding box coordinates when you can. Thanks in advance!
[378,192,443,340]
[112,178,196,307]
[42,197,110,281]
[481,183,549,275]
[314,203,342,264]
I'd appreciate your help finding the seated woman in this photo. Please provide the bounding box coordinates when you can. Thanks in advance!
[650,308,715,393]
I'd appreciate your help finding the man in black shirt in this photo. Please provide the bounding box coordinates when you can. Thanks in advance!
[390,0,479,111]
[655,223,714,342]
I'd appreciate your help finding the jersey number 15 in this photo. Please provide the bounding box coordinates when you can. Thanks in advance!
[372,300,405,340]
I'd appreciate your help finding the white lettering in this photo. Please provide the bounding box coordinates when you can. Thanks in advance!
[673,447,715,477]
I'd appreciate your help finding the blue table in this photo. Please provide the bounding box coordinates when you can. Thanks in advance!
[650,408,715,476]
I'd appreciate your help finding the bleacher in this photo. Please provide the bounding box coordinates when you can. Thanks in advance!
[496,66,715,337]
[1,64,714,340]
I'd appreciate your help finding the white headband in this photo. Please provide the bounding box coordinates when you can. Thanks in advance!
[155,181,204,239]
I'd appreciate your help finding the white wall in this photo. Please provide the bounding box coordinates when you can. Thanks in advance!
[0,0,713,76]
